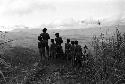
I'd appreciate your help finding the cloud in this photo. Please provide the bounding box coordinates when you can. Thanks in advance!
[111,0,125,24]
[3,0,56,16]
[0,0,125,27]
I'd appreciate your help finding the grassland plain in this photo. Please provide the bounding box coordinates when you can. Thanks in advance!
[0,25,125,84]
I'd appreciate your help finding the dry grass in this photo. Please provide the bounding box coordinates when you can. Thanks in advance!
[0,26,125,84]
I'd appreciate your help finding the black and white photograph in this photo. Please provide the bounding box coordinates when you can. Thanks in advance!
[0,0,125,84]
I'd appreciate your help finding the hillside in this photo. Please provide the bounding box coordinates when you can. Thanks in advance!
[11,25,125,36]
[0,25,125,84]
[0,24,124,54]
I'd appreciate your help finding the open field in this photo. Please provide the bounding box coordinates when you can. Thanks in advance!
[0,25,125,84]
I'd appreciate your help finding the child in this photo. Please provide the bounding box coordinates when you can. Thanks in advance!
[70,41,75,66]
[50,39,57,60]
[55,33,64,59]
[38,36,46,62]
[74,40,82,68]
[65,39,71,61]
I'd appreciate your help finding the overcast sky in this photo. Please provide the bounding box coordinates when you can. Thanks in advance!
[0,0,124,28]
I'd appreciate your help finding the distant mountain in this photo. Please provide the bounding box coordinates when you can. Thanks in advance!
[1,24,124,56]
[11,28,29,32]
[10,24,125,38]
[11,25,30,32]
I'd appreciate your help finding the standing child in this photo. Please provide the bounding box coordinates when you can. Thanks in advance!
[38,36,46,62]
[55,33,63,59]
[74,40,82,68]
[70,41,75,66]
[40,28,50,58]
[50,39,57,60]
[65,39,71,62]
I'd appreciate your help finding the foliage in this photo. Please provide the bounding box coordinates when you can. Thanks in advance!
[1,26,125,84]
[91,25,125,83]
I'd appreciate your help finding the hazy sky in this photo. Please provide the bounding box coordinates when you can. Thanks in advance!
[0,0,124,28]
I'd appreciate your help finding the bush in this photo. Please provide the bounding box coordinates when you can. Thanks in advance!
[90,26,125,83]
[3,46,39,67]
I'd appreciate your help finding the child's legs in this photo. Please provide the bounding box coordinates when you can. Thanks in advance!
[45,44,49,57]
[42,47,45,59]
[39,48,43,61]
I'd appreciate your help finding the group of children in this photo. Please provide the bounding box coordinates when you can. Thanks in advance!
[49,38,89,67]
[38,28,89,67]
[64,39,83,67]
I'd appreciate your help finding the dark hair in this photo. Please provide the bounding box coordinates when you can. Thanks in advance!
[75,40,78,45]
[43,28,47,32]
[55,33,59,37]
[67,39,70,43]
[71,41,74,45]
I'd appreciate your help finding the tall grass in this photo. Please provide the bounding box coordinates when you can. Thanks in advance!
[91,25,125,83]
[0,25,125,84]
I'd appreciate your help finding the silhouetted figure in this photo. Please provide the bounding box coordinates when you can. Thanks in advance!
[65,39,71,62]
[55,33,63,59]
[40,28,50,58]
[74,40,82,68]
[70,41,75,66]
[38,36,46,62]
[50,39,57,60]
[55,33,63,46]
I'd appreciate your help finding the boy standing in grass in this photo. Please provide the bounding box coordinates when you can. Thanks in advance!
[74,40,82,68]
[40,28,50,58]
[70,41,75,66]
[50,39,57,60]
[55,33,63,59]
[38,36,46,62]
[65,39,71,62]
